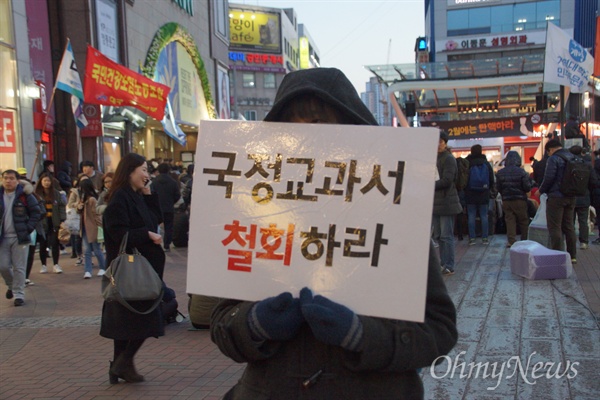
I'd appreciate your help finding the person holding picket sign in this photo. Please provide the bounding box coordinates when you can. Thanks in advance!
[210,68,457,399]
[464,144,495,245]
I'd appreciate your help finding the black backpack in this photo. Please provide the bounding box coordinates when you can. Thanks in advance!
[455,157,470,191]
[557,154,591,197]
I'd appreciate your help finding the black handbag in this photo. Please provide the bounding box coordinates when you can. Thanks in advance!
[102,232,164,315]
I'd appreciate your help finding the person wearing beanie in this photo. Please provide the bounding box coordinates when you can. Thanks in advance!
[432,131,462,275]
[210,68,457,399]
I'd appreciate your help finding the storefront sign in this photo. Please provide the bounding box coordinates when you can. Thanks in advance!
[229,8,281,53]
[80,104,103,137]
[299,37,310,69]
[229,51,284,65]
[440,31,546,52]
[0,109,16,153]
[187,121,439,322]
[25,0,55,132]
[231,65,286,73]
[84,45,170,120]
[95,0,120,63]
[422,114,558,139]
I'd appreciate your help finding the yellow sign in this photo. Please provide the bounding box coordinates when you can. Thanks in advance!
[299,37,309,69]
[229,8,281,53]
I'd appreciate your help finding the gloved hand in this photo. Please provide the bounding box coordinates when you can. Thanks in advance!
[247,292,304,341]
[299,287,363,352]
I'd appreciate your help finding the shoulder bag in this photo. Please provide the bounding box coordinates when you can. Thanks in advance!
[102,232,164,315]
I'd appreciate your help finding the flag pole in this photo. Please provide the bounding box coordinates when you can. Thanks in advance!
[29,38,70,181]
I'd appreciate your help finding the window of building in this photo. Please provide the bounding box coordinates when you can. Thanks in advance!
[242,72,255,88]
[244,110,257,120]
[213,0,229,40]
[447,0,560,36]
[0,0,14,44]
[264,73,276,89]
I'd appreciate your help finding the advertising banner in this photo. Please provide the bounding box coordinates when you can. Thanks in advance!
[80,104,103,137]
[422,114,558,139]
[544,23,593,93]
[229,8,281,53]
[187,121,439,322]
[84,45,170,120]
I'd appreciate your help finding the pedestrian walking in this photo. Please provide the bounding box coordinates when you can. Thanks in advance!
[0,170,42,306]
[568,146,598,249]
[210,68,457,399]
[101,153,165,384]
[78,179,106,278]
[35,173,67,274]
[496,151,532,247]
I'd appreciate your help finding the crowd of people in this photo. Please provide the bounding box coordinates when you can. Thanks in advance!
[435,134,600,275]
[0,67,598,398]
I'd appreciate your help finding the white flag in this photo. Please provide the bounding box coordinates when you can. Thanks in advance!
[543,23,594,93]
[160,98,187,146]
[56,39,87,127]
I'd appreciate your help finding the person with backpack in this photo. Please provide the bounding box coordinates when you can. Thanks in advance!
[496,151,533,248]
[568,146,598,250]
[539,139,582,263]
[464,144,495,245]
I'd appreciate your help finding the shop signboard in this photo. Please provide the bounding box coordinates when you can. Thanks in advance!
[80,104,103,137]
[229,8,281,54]
[422,114,558,139]
[439,30,546,52]
[95,0,120,63]
[0,109,17,154]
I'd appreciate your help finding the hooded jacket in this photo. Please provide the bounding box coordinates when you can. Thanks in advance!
[433,149,463,216]
[0,183,43,244]
[57,161,73,192]
[212,68,457,400]
[496,151,532,201]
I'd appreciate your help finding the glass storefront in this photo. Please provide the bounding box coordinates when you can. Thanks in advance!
[0,0,22,172]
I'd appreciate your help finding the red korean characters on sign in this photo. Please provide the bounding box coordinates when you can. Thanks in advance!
[80,104,102,137]
[0,109,17,153]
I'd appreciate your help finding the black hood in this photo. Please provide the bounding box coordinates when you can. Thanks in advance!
[60,161,72,172]
[264,68,378,126]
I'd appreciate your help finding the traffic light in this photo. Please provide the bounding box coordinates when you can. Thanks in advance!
[415,37,427,52]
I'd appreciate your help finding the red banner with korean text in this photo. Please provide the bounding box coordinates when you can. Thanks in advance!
[83,45,170,120]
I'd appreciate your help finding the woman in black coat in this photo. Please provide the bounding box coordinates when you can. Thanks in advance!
[100,153,165,384]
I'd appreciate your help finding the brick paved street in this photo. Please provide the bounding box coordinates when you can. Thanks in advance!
[1,234,599,399]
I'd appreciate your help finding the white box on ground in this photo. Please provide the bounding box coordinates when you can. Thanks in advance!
[186,120,438,322]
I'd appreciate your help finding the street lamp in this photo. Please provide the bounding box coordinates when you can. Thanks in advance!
[583,92,590,147]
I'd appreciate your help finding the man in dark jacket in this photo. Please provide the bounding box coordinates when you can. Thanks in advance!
[210,68,457,399]
[152,163,181,252]
[433,131,463,275]
[0,170,42,306]
[464,144,494,245]
[539,139,578,262]
[569,146,598,250]
[56,161,73,193]
[496,151,532,247]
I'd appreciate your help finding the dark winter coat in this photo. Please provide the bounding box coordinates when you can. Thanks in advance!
[592,160,600,208]
[56,161,73,192]
[539,149,575,198]
[39,189,67,232]
[0,184,42,245]
[212,67,457,400]
[212,244,457,399]
[496,151,532,201]
[464,154,495,205]
[532,154,548,186]
[574,157,598,208]
[100,186,165,340]
[433,150,463,216]
[152,173,180,214]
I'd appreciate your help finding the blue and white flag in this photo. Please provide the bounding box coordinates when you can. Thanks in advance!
[543,23,594,93]
[161,97,187,146]
[56,39,87,127]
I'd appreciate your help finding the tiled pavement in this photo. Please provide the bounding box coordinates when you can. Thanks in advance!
[0,234,599,399]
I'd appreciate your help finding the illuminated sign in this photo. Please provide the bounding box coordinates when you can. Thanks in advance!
[0,109,17,153]
[229,51,283,65]
[229,8,281,53]
[299,37,310,69]
[439,31,546,52]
